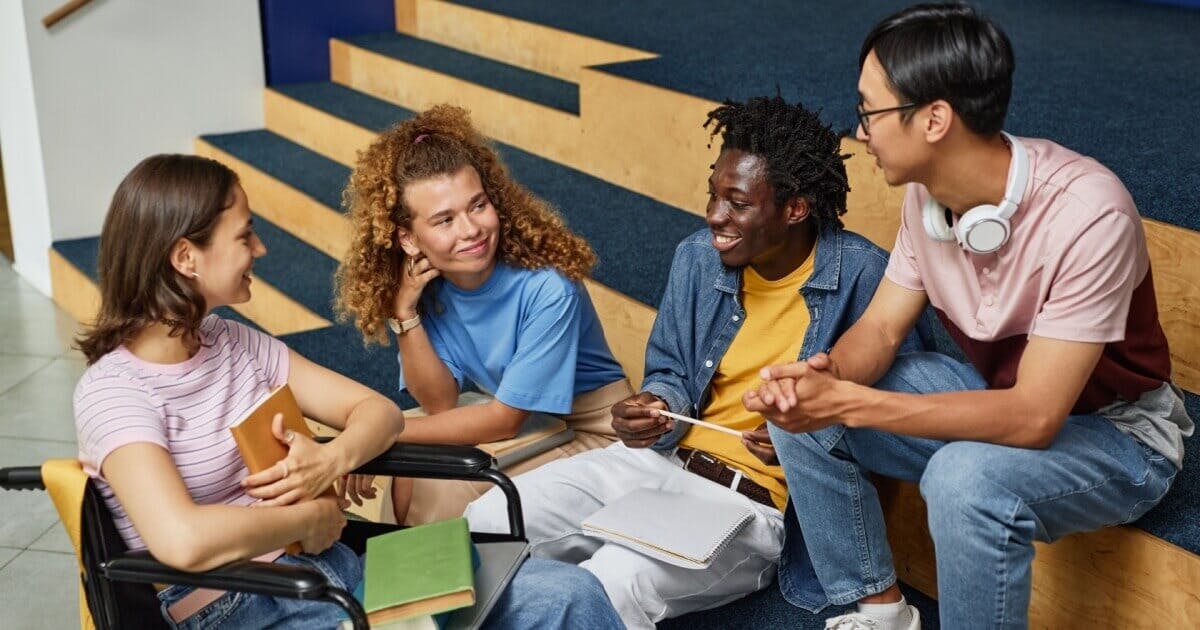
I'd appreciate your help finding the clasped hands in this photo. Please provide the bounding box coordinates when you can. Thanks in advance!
[743,352,848,434]
[241,413,378,509]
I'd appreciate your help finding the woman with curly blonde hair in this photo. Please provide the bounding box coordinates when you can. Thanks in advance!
[336,105,632,524]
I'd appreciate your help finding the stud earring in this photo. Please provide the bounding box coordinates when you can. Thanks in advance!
[191,272,201,279]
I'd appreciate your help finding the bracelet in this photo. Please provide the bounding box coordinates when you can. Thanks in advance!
[387,314,421,335]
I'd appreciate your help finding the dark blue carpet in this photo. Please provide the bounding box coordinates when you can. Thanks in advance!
[272,82,413,132]
[52,237,259,331]
[1136,392,1200,552]
[452,0,1200,232]
[279,323,417,409]
[251,212,339,321]
[340,32,580,114]
[660,581,940,629]
[202,131,349,212]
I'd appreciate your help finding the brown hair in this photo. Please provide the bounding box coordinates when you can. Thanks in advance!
[335,104,597,345]
[77,154,238,364]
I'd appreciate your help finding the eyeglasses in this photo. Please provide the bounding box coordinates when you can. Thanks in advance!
[856,102,919,135]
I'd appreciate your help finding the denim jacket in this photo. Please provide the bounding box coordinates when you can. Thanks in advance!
[641,226,933,612]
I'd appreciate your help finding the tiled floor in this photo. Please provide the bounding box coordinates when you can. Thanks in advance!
[0,258,84,629]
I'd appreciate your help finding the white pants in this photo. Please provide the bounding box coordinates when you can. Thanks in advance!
[465,443,785,629]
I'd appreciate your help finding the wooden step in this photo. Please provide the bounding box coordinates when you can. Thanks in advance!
[330,34,583,169]
[394,0,656,83]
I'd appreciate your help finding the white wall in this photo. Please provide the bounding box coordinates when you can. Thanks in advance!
[0,0,265,295]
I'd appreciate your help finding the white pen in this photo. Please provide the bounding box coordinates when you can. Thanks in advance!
[655,409,744,437]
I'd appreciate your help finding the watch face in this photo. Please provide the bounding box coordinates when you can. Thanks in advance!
[387,318,402,334]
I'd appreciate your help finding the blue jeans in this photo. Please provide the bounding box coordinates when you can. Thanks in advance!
[157,542,362,629]
[157,544,619,629]
[770,352,1178,629]
[486,558,623,629]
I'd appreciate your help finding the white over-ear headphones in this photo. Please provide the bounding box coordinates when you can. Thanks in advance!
[922,132,1030,254]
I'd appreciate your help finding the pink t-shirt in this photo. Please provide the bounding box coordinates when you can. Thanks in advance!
[885,137,1172,414]
[73,316,290,551]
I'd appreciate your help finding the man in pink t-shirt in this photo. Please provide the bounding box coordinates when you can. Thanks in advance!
[747,4,1193,630]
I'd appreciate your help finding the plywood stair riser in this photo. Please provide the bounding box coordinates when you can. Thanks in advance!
[195,139,352,263]
[394,0,656,83]
[877,477,1200,628]
[329,39,582,169]
[49,248,101,326]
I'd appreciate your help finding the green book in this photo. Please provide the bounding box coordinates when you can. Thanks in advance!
[364,517,476,625]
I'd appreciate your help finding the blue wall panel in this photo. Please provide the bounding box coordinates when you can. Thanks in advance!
[260,0,395,85]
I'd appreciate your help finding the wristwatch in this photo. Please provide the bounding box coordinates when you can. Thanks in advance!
[387,314,421,335]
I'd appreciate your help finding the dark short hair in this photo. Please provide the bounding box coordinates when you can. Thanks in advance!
[704,95,850,232]
[860,3,1014,135]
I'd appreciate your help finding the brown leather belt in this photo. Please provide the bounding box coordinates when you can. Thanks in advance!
[676,447,775,509]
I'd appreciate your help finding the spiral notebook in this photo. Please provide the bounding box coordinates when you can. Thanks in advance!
[580,488,754,569]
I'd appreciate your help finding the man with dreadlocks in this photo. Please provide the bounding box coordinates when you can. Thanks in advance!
[465,95,931,629]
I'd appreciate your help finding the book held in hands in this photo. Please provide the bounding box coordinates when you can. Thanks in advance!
[228,383,317,554]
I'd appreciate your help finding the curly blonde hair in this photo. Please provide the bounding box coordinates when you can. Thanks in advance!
[335,104,597,345]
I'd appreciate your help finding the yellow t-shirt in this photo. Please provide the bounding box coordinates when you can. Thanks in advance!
[678,245,816,511]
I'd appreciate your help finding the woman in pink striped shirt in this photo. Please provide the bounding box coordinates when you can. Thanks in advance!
[72,154,624,629]
[72,154,405,627]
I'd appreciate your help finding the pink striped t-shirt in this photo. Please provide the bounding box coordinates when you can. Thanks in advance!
[73,315,290,551]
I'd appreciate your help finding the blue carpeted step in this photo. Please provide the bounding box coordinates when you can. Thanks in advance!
[202,131,348,212]
[339,32,580,115]
[205,112,704,309]
[450,0,1200,231]
[251,213,339,321]
[279,324,418,410]
[272,82,412,133]
[52,237,259,331]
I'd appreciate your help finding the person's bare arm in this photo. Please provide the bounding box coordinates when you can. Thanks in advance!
[103,443,345,572]
[242,349,403,506]
[396,323,460,414]
[748,335,1103,448]
[814,278,930,384]
[396,399,529,444]
[395,253,459,412]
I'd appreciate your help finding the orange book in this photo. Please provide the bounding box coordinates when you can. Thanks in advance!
[229,383,317,554]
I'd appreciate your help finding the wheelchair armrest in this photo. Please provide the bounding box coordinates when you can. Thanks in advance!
[104,551,330,599]
[316,440,525,539]
[315,439,496,478]
[105,551,368,628]
[0,466,45,491]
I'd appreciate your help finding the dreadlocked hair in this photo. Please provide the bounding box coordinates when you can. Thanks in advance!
[335,104,597,345]
[704,95,851,231]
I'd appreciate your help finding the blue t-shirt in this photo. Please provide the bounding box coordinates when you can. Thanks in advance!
[397,263,626,414]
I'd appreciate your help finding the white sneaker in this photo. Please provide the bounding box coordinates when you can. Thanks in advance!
[823,605,920,630]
